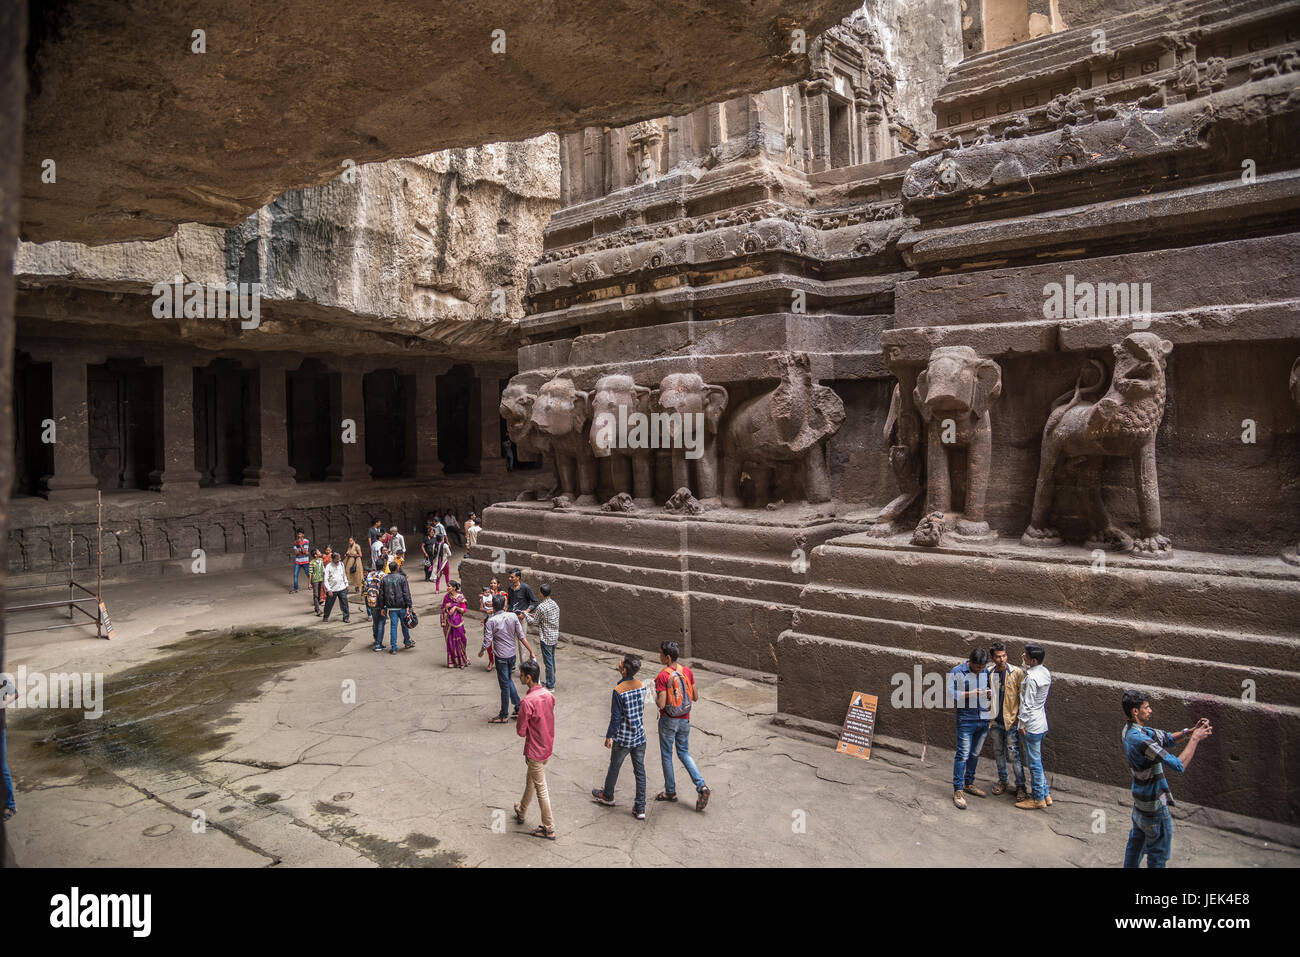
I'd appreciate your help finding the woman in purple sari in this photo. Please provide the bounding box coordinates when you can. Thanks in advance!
[441,580,469,669]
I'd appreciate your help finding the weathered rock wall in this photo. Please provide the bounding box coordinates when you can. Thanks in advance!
[16,136,562,358]
[866,0,965,143]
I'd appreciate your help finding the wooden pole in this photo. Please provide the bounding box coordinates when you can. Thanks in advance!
[96,491,103,639]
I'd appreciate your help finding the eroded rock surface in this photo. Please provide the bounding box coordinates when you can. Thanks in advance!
[22,0,864,245]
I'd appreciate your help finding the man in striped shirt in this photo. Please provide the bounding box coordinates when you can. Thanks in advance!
[592,654,649,820]
[1121,690,1213,868]
[524,584,560,690]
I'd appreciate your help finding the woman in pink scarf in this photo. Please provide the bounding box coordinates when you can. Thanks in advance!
[441,581,469,668]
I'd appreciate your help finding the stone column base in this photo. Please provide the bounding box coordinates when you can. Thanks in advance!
[149,469,203,493]
[477,459,509,476]
[242,466,297,488]
[42,473,100,502]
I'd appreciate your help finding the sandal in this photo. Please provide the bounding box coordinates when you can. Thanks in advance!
[489,716,510,724]
[513,803,526,824]
[528,825,556,841]
[695,786,711,812]
[654,791,678,803]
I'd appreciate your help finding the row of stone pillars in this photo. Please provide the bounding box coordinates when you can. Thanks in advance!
[25,343,511,501]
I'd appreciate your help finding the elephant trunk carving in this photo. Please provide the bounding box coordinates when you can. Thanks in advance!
[589,374,655,506]
[653,372,728,505]
[528,376,597,506]
[911,346,1002,547]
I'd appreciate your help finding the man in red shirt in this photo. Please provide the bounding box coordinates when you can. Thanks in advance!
[654,640,711,811]
[514,659,557,839]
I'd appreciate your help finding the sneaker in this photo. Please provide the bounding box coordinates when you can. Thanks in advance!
[965,784,987,798]
[953,790,967,810]
[991,781,1007,796]
[695,786,711,812]
[634,810,646,820]
[591,789,615,806]
[372,645,382,652]
[404,642,415,649]
[1015,797,1048,810]
[1045,794,1053,806]
[342,617,350,623]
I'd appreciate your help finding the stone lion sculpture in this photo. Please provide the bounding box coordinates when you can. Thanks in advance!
[1021,332,1174,558]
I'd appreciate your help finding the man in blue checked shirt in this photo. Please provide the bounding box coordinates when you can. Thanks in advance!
[591,654,650,820]
[1120,689,1213,868]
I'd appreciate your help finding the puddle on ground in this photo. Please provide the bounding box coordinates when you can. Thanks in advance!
[8,627,348,776]
[8,626,466,867]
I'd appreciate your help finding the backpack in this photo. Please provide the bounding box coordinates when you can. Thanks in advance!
[365,575,381,609]
[662,665,694,718]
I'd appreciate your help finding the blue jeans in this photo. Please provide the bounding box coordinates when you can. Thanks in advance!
[658,716,706,795]
[603,742,647,812]
[953,718,990,792]
[1022,730,1049,800]
[371,610,386,646]
[386,608,411,650]
[540,642,556,690]
[293,563,308,591]
[495,655,520,718]
[1,726,14,813]
[988,722,1027,789]
[1124,805,1173,868]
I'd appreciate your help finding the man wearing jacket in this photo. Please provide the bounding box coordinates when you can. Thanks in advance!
[379,563,414,654]
[986,641,1030,801]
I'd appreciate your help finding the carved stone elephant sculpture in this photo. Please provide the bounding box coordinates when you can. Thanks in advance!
[652,372,728,506]
[589,373,655,507]
[867,379,923,537]
[500,380,557,489]
[721,353,844,508]
[911,346,1002,546]
[1022,333,1175,557]
[528,377,597,506]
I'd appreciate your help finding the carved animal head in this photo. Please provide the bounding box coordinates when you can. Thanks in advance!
[589,374,652,458]
[1111,333,1173,400]
[653,373,728,436]
[500,381,540,450]
[529,377,591,441]
[768,353,845,453]
[914,346,1002,421]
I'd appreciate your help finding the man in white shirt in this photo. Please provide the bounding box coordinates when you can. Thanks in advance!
[389,526,407,555]
[322,552,352,622]
[1016,643,1052,810]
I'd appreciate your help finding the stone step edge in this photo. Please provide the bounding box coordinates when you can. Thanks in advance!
[775,630,1300,719]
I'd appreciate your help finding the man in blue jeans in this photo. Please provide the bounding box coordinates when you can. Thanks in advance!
[2,677,16,822]
[1016,643,1053,810]
[479,594,533,723]
[1121,689,1213,867]
[948,647,991,810]
[654,641,711,812]
[377,563,414,654]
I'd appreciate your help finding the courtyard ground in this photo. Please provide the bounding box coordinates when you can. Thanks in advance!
[2,559,1295,868]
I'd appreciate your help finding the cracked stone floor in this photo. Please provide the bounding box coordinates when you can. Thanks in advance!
[3,560,1296,868]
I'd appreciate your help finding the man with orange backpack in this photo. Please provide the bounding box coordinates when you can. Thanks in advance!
[654,640,711,812]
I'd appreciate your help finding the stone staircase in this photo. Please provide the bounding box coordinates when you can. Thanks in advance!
[776,532,1300,823]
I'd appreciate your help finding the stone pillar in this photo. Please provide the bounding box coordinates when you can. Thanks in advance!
[41,353,100,501]
[243,359,295,487]
[148,359,203,493]
[475,373,507,475]
[327,365,372,482]
[404,368,441,481]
